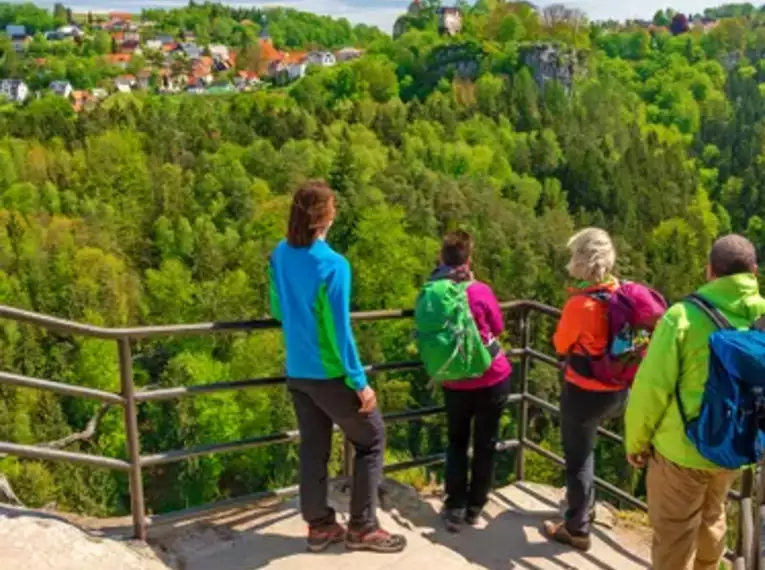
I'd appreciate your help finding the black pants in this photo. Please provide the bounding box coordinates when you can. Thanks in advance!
[560,382,628,535]
[444,378,510,511]
[288,378,385,532]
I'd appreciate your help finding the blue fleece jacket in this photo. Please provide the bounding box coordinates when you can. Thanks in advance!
[268,239,367,390]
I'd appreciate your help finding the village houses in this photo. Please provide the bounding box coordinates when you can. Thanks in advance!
[0,10,369,105]
[49,80,73,98]
[0,79,29,103]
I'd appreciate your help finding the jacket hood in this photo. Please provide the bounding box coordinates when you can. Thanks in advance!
[696,273,763,322]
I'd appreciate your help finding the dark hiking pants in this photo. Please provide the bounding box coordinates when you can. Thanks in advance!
[444,378,510,511]
[288,378,384,532]
[560,381,628,535]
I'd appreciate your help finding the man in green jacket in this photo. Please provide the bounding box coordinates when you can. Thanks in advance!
[625,234,765,570]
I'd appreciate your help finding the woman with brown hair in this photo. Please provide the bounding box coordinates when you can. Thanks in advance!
[268,180,406,554]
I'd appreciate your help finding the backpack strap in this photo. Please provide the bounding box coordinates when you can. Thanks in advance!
[686,294,735,330]
[752,314,765,332]
[675,294,734,429]
[574,290,611,303]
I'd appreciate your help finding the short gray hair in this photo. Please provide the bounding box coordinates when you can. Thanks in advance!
[709,234,757,278]
[566,228,615,283]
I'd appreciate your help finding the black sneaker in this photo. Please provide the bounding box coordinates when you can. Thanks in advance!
[465,507,482,526]
[442,507,465,533]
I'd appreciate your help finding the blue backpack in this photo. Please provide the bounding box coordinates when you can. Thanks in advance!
[676,294,765,469]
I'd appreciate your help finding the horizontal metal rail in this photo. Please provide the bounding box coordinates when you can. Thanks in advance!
[524,393,624,444]
[140,398,525,468]
[383,452,446,474]
[0,441,131,472]
[0,301,552,342]
[527,348,562,369]
[503,300,561,318]
[383,406,446,423]
[524,440,647,511]
[141,430,301,467]
[135,376,289,402]
[135,360,424,403]
[0,370,125,405]
[496,438,522,452]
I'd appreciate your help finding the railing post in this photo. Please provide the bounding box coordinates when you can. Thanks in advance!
[119,337,147,541]
[751,465,764,570]
[737,468,755,569]
[516,308,531,482]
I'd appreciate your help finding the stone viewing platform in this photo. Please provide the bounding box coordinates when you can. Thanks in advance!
[0,481,651,570]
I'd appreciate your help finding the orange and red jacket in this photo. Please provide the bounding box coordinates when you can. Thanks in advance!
[553,279,623,392]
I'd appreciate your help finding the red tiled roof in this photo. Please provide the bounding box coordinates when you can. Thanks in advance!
[71,90,92,113]
[237,70,259,80]
[283,51,307,64]
[259,38,283,63]
[191,61,212,78]
[105,53,133,64]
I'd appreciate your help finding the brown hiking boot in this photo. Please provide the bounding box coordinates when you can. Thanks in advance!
[307,521,346,553]
[346,527,407,553]
[542,520,592,552]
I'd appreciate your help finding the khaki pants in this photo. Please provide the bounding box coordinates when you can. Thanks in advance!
[647,452,739,570]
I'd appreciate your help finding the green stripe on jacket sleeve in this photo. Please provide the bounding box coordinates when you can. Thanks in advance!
[268,262,282,322]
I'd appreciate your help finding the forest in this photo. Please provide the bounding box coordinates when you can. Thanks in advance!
[1,0,764,518]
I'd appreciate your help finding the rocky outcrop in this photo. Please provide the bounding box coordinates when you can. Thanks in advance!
[0,506,169,570]
[723,51,743,71]
[521,42,587,91]
[412,41,484,94]
[429,43,483,78]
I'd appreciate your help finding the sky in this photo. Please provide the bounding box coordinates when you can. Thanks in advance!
[9,0,728,34]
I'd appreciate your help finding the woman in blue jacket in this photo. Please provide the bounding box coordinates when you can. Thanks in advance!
[269,180,406,555]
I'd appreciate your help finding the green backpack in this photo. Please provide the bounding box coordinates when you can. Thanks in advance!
[414,279,497,383]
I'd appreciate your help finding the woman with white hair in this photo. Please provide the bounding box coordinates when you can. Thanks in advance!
[542,228,630,552]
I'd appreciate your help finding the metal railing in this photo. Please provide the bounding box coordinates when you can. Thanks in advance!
[0,301,761,568]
